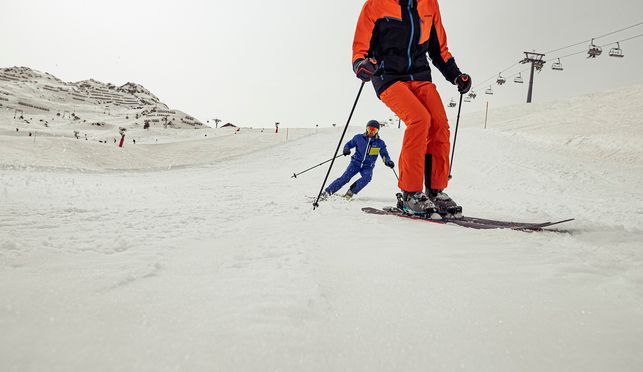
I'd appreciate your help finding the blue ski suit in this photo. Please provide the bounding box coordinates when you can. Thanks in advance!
[326,133,392,195]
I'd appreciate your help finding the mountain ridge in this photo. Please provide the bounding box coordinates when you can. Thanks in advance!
[0,66,203,130]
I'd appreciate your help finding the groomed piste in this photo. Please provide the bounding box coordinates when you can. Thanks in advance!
[1,84,642,371]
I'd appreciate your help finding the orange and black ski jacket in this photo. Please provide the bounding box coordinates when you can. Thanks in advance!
[353,0,462,96]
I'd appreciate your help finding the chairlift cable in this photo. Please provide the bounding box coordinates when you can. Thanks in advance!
[549,49,587,61]
[546,33,643,62]
[592,22,643,42]
[615,33,643,43]
[543,21,642,54]
[465,25,642,95]
[472,62,521,90]
[500,61,521,73]
[544,40,589,55]
[472,75,499,90]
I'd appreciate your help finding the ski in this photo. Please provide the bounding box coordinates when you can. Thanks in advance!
[362,207,574,232]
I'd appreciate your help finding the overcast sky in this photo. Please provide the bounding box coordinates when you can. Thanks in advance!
[1,0,642,127]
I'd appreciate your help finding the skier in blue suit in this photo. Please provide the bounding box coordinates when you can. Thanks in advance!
[324,120,395,199]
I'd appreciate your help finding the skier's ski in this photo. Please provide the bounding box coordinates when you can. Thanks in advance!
[362,207,574,232]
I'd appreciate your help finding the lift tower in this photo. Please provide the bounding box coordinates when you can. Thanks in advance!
[520,52,546,103]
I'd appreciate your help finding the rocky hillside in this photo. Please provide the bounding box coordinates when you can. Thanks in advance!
[0,66,204,130]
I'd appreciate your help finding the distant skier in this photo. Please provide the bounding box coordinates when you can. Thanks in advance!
[352,0,472,215]
[323,120,394,199]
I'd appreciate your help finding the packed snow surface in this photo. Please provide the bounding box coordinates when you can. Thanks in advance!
[1,85,642,371]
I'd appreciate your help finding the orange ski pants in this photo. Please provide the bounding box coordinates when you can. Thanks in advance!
[380,81,450,192]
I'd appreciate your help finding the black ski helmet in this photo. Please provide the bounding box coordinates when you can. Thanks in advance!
[366,120,380,130]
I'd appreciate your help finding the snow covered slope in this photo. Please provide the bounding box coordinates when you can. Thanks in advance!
[1,86,642,371]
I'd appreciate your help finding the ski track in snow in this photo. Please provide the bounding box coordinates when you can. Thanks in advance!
[1,87,643,371]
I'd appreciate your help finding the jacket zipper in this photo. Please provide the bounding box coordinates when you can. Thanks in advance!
[406,1,415,80]
[361,137,372,167]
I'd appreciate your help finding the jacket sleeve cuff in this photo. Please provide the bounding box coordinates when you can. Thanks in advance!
[443,58,462,84]
[352,58,365,73]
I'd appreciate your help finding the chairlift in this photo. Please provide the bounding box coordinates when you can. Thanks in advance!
[468,90,477,99]
[496,73,506,85]
[485,86,494,95]
[514,73,524,84]
[464,95,472,103]
[534,60,545,72]
[587,38,602,58]
[448,98,457,108]
[551,58,564,71]
[609,42,624,58]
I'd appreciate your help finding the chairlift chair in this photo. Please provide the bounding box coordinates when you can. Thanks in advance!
[496,73,506,85]
[485,86,494,95]
[464,95,472,103]
[534,60,545,71]
[609,42,624,58]
[448,98,457,108]
[552,58,564,71]
[468,90,477,99]
[587,38,602,58]
[514,73,524,84]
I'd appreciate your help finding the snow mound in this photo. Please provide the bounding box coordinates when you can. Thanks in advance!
[462,84,643,164]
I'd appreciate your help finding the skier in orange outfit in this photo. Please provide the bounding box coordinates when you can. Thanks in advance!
[352,0,471,215]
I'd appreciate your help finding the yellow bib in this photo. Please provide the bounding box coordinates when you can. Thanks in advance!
[369,147,381,156]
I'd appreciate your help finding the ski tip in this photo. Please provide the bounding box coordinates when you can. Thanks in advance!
[543,218,575,225]
[548,218,576,226]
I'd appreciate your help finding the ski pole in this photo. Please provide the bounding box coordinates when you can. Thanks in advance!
[448,93,464,180]
[292,155,343,179]
[313,81,366,209]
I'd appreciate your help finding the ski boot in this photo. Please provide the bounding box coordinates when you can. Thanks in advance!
[396,192,441,219]
[427,189,463,218]
[343,190,354,200]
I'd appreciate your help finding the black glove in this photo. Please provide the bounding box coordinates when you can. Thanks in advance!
[385,159,395,168]
[454,74,472,94]
[343,148,351,156]
[353,58,378,82]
